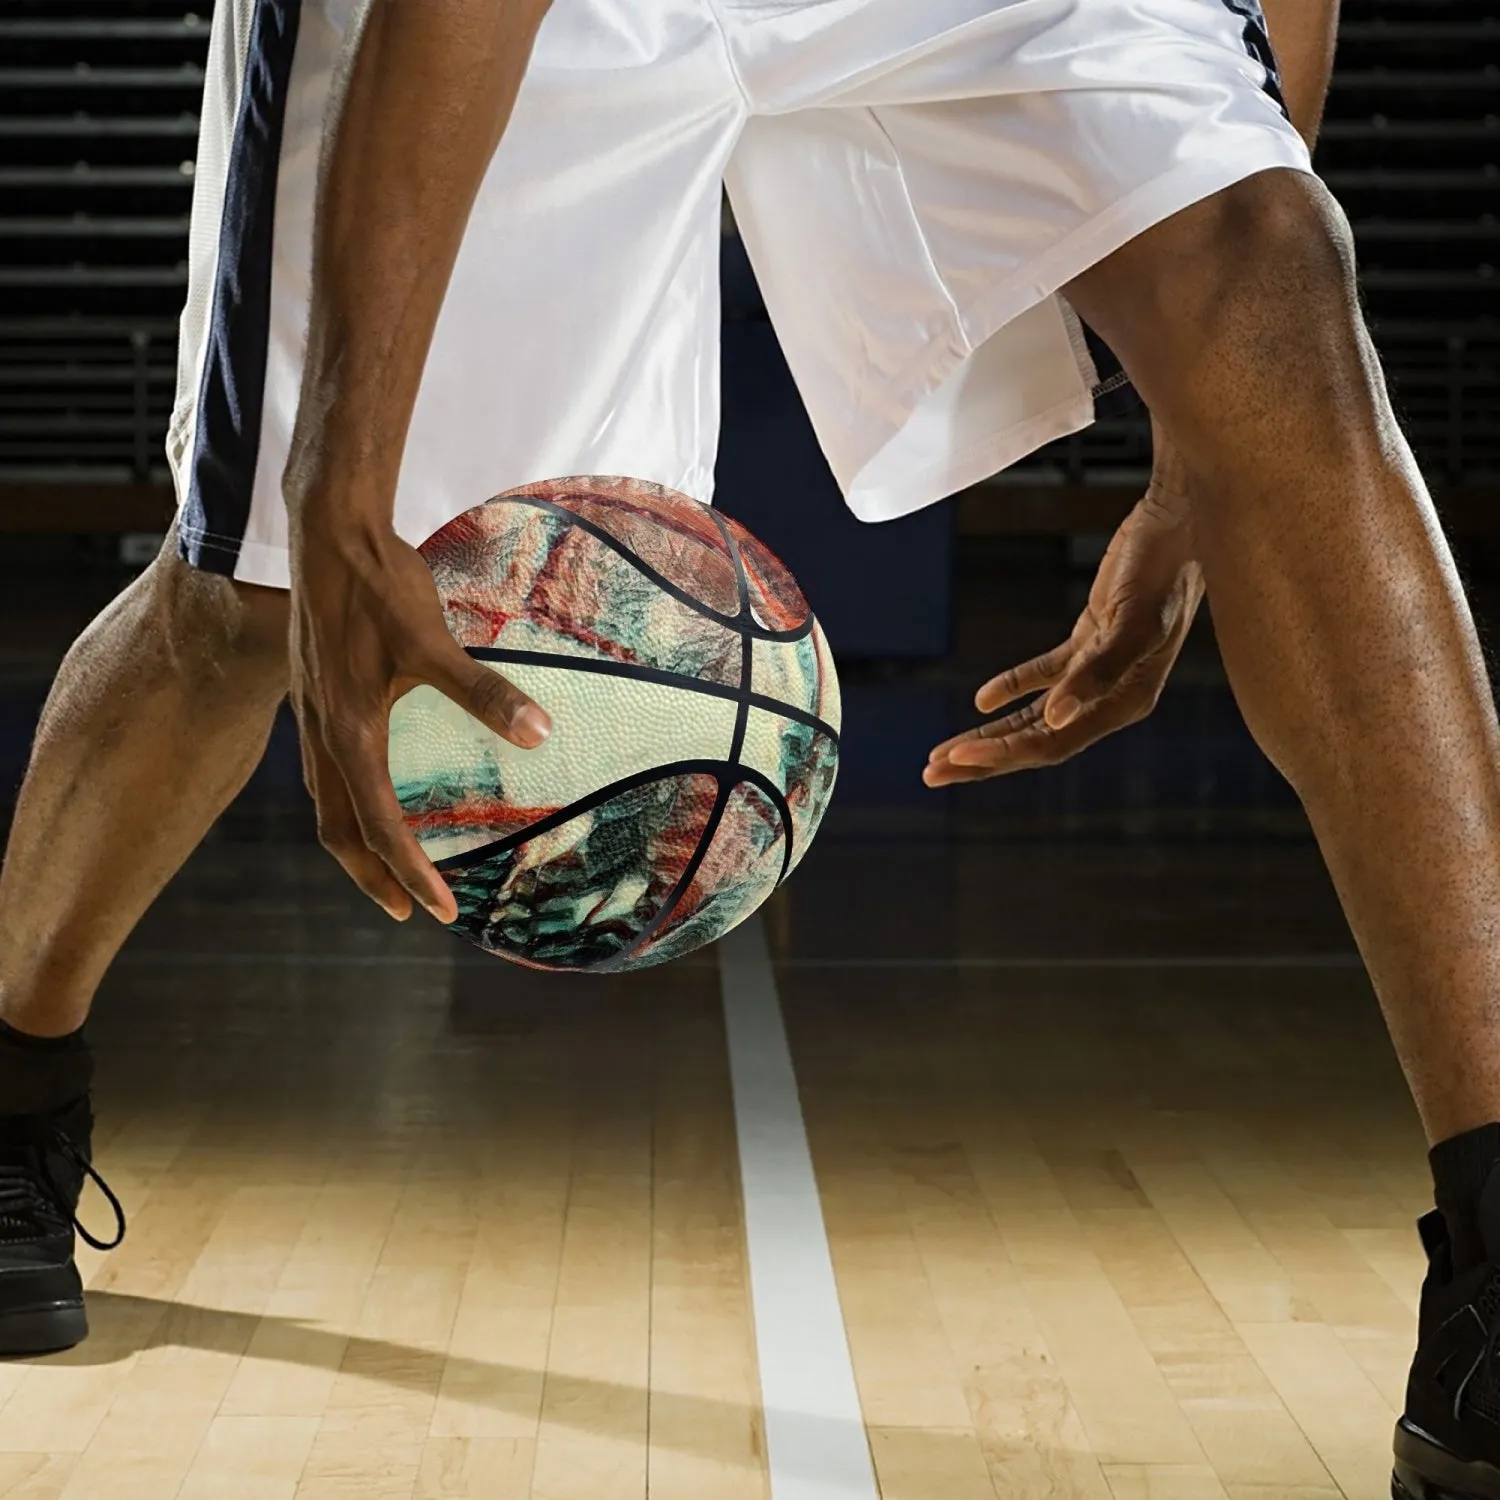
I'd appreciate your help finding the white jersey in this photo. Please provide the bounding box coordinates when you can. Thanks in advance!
[169,0,1309,588]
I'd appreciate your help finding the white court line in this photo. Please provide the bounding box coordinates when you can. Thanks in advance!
[719,915,881,1500]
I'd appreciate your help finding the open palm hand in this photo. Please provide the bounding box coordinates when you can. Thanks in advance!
[925,486,1203,786]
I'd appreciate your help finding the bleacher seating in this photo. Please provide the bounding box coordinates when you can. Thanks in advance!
[1025,0,1500,485]
[0,2,201,482]
[0,0,1494,490]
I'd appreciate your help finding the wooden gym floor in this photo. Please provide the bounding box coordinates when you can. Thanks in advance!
[0,823,1420,1500]
[0,538,1440,1498]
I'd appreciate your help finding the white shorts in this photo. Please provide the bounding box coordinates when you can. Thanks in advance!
[169,0,1312,588]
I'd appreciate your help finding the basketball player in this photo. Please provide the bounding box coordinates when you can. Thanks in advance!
[0,1,1493,1492]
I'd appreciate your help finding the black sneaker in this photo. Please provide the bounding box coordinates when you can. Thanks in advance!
[1395,1173,1500,1499]
[0,1095,125,1357]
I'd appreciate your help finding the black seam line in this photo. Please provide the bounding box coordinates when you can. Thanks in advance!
[495,493,814,644]
[448,494,812,972]
[735,768,795,885]
[590,780,733,975]
[729,635,753,765]
[590,767,796,974]
[431,758,791,875]
[712,506,755,769]
[464,647,840,747]
[432,760,709,873]
[593,509,760,973]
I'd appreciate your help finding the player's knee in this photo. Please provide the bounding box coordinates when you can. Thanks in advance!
[141,534,289,697]
[1185,171,1362,378]
[1093,169,1373,443]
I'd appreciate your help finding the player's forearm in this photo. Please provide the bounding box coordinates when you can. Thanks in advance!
[285,0,552,538]
[1262,0,1340,148]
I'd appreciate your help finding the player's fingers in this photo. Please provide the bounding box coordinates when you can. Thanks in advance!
[974,643,1073,714]
[918,711,1038,786]
[927,728,976,763]
[937,723,1075,779]
[326,722,458,924]
[303,724,414,921]
[943,694,1140,778]
[425,648,551,749]
[928,700,1046,764]
[918,729,1038,786]
[924,707,1052,785]
[937,701,1049,769]
[923,754,1017,787]
[1041,622,1168,730]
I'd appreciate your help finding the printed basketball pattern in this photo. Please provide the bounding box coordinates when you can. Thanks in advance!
[389,477,841,971]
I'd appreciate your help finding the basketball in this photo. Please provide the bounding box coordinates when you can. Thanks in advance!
[388,477,841,972]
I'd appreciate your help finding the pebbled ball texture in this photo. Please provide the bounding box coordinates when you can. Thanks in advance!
[390,476,840,972]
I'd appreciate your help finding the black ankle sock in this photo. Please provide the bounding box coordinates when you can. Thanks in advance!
[0,1019,92,1118]
[1431,1123,1500,1273]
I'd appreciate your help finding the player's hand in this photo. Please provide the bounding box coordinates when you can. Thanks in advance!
[288,522,551,923]
[924,481,1202,786]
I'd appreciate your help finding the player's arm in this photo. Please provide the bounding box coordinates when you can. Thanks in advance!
[927,0,1340,785]
[282,0,555,925]
[1263,0,1341,149]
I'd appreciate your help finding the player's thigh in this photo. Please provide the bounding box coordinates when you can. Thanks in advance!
[727,0,1315,519]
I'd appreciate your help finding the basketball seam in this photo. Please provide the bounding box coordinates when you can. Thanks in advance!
[492,493,815,644]
[430,758,796,881]
[435,495,828,973]
[717,506,755,778]
[728,641,753,767]
[590,778,735,975]
[464,648,840,747]
[592,510,766,972]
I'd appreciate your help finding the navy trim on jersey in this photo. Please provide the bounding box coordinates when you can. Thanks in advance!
[178,0,302,578]
[1221,0,1289,117]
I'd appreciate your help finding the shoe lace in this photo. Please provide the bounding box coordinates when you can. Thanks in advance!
[0,1127,126,1253]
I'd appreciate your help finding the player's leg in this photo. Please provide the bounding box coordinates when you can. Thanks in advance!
[0,531,289,1039]
[1063,165,1500,1499]
[0,531,287,1355]
[0,0,325,1357]
[0,0,744,1360]
[1064,169,1500,1151]
[730,0,1498,1479]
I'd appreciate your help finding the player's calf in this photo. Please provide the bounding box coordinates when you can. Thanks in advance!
[0,526,291,1037]
[0,533,292,1355]
[1075,170,1500,1500]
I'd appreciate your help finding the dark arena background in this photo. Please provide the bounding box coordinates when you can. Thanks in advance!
[0,3,1497,1497]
